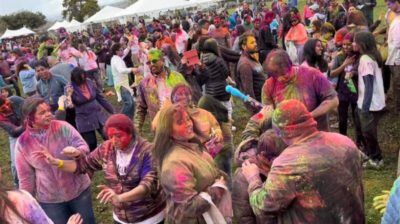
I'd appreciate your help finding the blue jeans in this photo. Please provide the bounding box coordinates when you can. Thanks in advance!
[9,136,18,187]
[120,86,135,119]
[106,65,114,87]
[39,187,96,224]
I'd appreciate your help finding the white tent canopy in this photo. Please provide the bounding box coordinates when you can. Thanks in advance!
[67,19,84,32]
[48,20,70,31]
[48,19,84,32]
[120,0,199,17]
[1,27,35,40]
[69,19,81,27]
[84,6,124,24]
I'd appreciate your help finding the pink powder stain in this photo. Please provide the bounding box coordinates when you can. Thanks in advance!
[255,112,264,120]
[175,170,189,188]
[297,190,325,209]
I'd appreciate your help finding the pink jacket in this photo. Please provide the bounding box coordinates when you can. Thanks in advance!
[285,23,308,46]
[15,120,91,203]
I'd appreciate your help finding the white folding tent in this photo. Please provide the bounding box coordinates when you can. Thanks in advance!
[47,21,61,31]
[47,20,85,32]
[67,19,85,32]
[1,27,35,40]
[120,0,195,17]
[48,20,70,31]
[84,6,124,24]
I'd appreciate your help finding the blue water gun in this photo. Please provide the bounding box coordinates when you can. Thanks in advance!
[225,85,264,109]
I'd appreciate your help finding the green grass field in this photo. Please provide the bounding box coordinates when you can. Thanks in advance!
[0,1,396,223]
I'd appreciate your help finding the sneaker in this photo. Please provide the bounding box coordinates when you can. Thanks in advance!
[367,159,384,169]
[360,151,369,162]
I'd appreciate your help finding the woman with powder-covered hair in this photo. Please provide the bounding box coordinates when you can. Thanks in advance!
[15,97,95,224]
[37,114,166,224]
[35,114,165,224]
[154,104,232,223]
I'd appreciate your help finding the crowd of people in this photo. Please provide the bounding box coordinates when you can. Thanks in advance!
[0,0,400,223]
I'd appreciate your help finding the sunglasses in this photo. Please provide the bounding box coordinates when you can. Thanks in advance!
[147,59,160,65]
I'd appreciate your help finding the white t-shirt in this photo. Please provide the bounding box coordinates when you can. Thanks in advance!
[357,55,386,111]
[110,55,133,101]
[386,15,400,65]
[175,30,189,54]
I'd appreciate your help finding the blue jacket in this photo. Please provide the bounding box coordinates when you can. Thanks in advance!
[382,177,400,224]
[71,79,114,133]
[37,74,68,110]
[19,69,37,94]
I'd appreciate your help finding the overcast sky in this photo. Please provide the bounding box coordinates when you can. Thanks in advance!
[0,0,120,20]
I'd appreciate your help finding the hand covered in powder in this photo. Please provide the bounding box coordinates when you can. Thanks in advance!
[33,150,59,167]
[62,146,81,158]
[343,56,355,67]
[373,190,390,214]
[247,152,271,177]
[67,214,83,224]
[57,95,66,109]
[242,159,261,183]
[65,85,74,96]
[97,185,120,205]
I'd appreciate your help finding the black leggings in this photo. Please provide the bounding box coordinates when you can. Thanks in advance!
[338,99,365,147]
[80,126,106,151]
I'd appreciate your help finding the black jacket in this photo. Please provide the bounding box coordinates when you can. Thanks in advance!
[200,52,231,101]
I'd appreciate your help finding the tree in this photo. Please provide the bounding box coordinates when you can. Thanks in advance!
[0,19,7,34]
[62,0,100,22]
[0,11,47,30]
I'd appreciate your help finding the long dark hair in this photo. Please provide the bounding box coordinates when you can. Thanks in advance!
[15,61,28,77]
[153,104,203,170]
[161,45,180,67]
[153,104,183,170]
[354,31,383,68]
[70,67,87,86]
[303,39,328,73]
